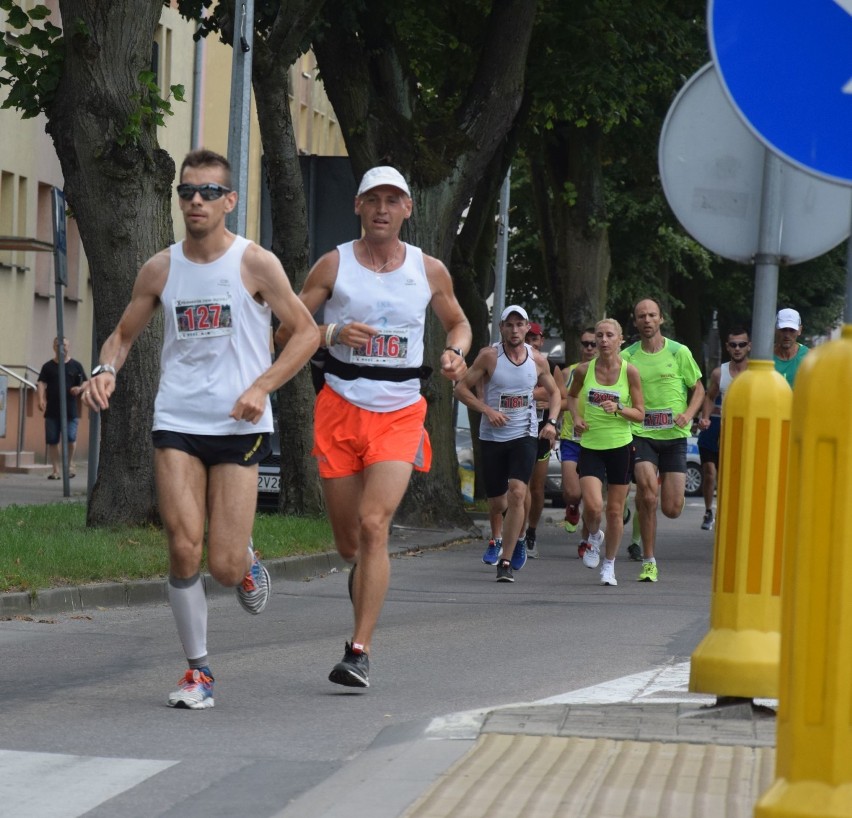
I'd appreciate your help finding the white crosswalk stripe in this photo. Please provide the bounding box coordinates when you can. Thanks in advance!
[0,749,176,817]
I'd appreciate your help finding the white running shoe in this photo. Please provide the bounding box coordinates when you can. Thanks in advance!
[582,531,603,569]
[236,541,271,615]
[600,562,617,586]
[168,669,215,710]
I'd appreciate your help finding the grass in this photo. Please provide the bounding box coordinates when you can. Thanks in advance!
[0,503,334,594]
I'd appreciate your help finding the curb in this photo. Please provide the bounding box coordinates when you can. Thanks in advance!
[0,526,476,617]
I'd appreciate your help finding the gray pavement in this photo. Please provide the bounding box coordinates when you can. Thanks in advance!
[0,468,779,818]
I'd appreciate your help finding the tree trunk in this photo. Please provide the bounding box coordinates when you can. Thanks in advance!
[251,39,324,516]
[48,0,172,525]
[533,122,611,363]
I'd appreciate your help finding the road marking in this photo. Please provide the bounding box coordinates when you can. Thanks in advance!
[0,749,176,817]
[425,660,777,739]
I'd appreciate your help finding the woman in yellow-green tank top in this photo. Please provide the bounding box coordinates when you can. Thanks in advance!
[565,319,644,587]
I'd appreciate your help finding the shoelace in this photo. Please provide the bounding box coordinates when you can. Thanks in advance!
[241,551,263,591]
[179,669,212,688]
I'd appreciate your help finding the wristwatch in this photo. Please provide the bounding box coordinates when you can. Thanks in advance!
[444,346,463,357]
[546,418,558,427]
[91,364,117,377]
[616,401,624,413]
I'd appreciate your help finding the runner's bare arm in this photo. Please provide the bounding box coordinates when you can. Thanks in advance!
[425,255,472,382]
[230,244,320,423]
[83,251,168,412]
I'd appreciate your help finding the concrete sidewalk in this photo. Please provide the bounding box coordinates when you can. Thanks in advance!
[275,697,775,818]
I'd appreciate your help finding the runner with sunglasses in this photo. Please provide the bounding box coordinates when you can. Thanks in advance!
[82,148,320,709]
[559,328,597,555]
[696,328,750,531]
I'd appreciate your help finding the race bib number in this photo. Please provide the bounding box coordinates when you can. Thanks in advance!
[644,409,674,429]
[351,329,409,366]
[173,298,233,339]
[587,388,620,406]
[499,393,530,413]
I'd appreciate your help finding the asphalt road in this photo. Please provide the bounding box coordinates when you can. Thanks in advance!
[0,501,715,818]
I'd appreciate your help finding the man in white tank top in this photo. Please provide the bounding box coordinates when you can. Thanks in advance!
[696,327,751,531]
[276,166,471,689]
[82,149,320,709]
[454,306,562,583]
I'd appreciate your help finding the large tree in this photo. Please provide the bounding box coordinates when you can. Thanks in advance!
[519,0,709,361]
[1,0,177,525]
[312,0,538,526]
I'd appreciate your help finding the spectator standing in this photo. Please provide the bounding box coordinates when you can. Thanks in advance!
[37,337,87,479]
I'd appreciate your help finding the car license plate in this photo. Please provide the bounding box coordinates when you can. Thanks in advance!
[258,475,280,492]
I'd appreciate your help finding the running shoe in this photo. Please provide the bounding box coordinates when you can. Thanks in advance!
[701,510,714,531]
[600,562,618,586]
[329,642,370,688]
[525,530,539,559]
[627,542,642,561]
[578,540,589,559]
[638,562,659,582]
[482,538,503,565]
[168,668,215,710]
[582,531,603,569]
[496,560,514,582]
[563,504,580,533]
[236,542,271,615]
[510,538,527,571]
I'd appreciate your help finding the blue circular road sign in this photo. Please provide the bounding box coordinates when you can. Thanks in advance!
[709,0,852,184]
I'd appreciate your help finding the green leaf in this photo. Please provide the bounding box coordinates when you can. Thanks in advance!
[28,4,52,21]
[7,5,28,28]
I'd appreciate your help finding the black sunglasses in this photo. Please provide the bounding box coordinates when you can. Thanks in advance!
[176,183,232,201]
[581,341,597,348]
[727,341,749,348]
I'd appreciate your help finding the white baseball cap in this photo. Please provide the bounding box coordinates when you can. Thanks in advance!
[500,305,529,322]
[776,308,801,330]
[357,166,411,197]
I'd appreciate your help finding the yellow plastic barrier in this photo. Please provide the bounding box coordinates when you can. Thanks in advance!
[756,326,852,817]
[690,360,792,699]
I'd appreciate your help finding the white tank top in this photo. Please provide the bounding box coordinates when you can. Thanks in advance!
[153,236,274,435]
[324,240,431,412]
[478,343,538,442]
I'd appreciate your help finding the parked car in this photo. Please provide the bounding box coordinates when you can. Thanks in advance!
[257,392,280,511]
[685,435,703,497]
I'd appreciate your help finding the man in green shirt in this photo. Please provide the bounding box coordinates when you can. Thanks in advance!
[773,308,808,386]
[621,298,705,582]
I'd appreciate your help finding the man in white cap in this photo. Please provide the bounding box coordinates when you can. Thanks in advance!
[277,165,471,689]
[773,308,808,386]
[454,305,562,582]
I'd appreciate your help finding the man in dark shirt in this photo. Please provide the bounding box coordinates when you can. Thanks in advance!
[37,337,87,479]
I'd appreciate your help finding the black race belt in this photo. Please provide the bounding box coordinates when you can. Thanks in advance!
[324,353,432,383]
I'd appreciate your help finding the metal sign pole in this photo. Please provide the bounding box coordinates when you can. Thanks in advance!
[51,187,70,498]
[491,169,511,343]
[225,0,254,236]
